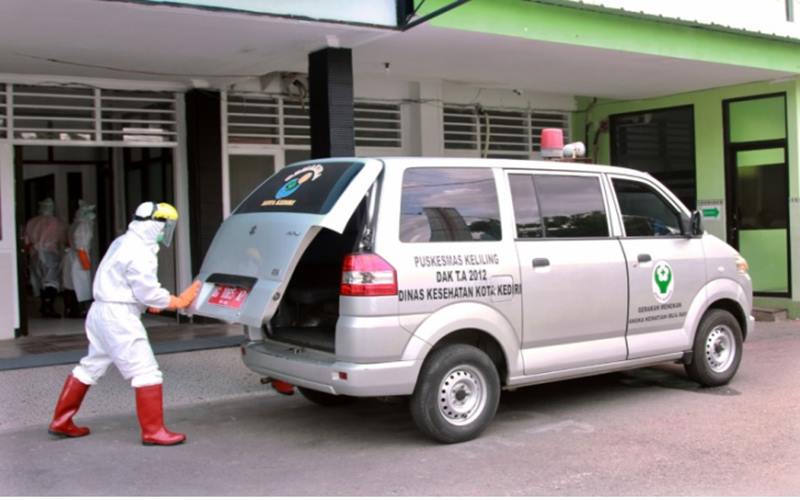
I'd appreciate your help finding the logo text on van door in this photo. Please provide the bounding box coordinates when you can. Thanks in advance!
[262,164,324,207]
[398,252,521,302]
[652,260,674,303]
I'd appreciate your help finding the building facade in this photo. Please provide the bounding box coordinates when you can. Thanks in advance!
[0,0,798,339]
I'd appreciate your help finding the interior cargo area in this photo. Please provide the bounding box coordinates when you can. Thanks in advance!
[266,200,368,352]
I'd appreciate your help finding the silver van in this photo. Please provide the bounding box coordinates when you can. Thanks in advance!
[191,158,753,443]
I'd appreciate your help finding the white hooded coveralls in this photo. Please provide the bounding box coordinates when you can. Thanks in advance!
[72,216,171,388]
[62,205,95,302]
[24,211,67,292]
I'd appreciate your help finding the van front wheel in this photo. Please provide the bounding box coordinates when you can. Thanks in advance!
[410,344,500,444]
[685,309,743,387]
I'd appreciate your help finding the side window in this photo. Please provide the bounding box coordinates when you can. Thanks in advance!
[400,167,501,242]
[534,175,609,238]
[612,178,683,237]
[509,174,543,238]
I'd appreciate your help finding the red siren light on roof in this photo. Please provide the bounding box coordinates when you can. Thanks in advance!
[540,128,564,159]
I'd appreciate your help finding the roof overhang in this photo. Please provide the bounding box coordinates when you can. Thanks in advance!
[0,0,796,99]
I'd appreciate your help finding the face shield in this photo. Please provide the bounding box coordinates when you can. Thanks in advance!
[134,201,179,247]
[157,219,177,247]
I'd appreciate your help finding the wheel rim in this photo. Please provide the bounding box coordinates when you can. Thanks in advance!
[437,364,487,426]
[705,325,736,373]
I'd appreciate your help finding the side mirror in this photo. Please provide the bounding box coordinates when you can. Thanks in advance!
[689,210,704,237]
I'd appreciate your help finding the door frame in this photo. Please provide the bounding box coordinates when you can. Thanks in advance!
[722,93,791,298]
[223,145,285,218]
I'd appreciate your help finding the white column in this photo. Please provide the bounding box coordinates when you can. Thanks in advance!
[409,80,444,156]
[174,94,193,289]
[0,142,19,338]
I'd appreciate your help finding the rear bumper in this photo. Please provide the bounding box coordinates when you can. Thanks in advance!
[242,339,421,397]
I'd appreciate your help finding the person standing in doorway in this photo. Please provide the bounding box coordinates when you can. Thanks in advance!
[62,201,96,318]
[48,201,201,446]
[24,197,67,318]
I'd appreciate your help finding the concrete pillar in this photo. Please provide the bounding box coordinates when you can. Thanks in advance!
[185,89,223,275]
[309,47,355,159]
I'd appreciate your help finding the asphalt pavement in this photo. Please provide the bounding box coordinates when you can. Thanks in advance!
[1,320,798,496]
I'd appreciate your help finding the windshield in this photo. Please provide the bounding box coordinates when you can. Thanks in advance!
[235,161,365,215]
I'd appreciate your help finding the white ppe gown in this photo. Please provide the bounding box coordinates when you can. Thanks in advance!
[72,220,172,388]
[62,217,94,302]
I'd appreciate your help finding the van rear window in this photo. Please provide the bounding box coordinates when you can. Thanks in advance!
[235,161,364,215]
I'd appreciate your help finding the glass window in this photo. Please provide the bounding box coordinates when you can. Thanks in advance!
[400,168,501,242]
[509,174,543,238]
[534,175,609,238]
[612,178,683,237]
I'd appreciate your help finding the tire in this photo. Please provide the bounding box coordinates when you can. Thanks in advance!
[685,309,743,387]
[410,344,501,444]
[298,387,355,406]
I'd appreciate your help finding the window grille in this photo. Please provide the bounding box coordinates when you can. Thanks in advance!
[282,99,310,146]
[354,101,402,148]
[227,94,280,145]
[4,83,178,145]
[0,84,6,139]
[444,104,571,159]
[12,85,95,142]
[100,89,177,143]
[226,93,403,149]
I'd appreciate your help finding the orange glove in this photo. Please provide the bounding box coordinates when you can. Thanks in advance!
[167,280,202,310]
[78,249,91,270]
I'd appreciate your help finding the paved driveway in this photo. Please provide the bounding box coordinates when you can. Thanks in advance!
[1,321,798,495]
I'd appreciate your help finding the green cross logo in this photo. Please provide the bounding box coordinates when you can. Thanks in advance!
[652,261,674,303]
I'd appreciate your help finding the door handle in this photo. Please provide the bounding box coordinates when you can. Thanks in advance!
[532,258,550,268]
[637,254,652,263]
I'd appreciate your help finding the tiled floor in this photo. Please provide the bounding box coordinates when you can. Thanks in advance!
[0,322,246,370]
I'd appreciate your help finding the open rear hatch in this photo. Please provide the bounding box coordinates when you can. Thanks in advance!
[189,159,382,328]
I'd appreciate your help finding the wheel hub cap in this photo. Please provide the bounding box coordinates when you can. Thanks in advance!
[705,325,735,373]
[438,365,487,426]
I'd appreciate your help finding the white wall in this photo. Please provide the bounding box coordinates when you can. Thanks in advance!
[559,0,800,39]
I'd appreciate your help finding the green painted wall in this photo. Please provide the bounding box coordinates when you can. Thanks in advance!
[573,79,800,317]
[423,0,800,73]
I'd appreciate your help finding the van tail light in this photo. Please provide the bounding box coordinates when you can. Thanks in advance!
[341,253,397,297]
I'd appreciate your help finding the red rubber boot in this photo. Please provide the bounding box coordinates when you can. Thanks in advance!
[271,379,295,395]
[48,375,91,438]
[135,384,186,446]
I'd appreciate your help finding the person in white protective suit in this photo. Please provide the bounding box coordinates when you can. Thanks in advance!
[48,201,201,446]
[24,198,67,318]
[62,201,96,318]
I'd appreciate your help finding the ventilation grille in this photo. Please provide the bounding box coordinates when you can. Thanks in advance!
[354,101,402,148]
[444,105,571,159]
[0,84,6,139]
[227,93,402,149]
[227,94,280,145]
[5,84,177,144]
[100,89,177,143]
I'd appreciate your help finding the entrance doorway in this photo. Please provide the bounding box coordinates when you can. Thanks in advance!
[15,145,178,336]
[724,93,791,297]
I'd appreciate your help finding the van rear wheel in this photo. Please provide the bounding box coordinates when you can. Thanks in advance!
[410,344,500,444]
[685,309,743,387]
[298,387,355,406]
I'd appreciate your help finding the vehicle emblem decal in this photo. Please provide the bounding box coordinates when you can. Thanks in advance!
[275,164,324,200]
[652,260,674,303]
